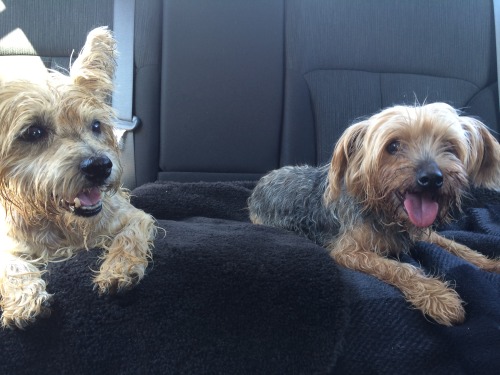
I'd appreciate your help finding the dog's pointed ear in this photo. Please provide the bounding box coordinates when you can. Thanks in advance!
[70,27,116,101]
[461,116,500,190]
[325,120,369,203]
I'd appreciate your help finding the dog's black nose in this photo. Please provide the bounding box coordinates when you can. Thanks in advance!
[417,161,443,190]
[80,156,112,184]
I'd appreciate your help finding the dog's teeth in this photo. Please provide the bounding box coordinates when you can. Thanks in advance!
[74,197,81,208]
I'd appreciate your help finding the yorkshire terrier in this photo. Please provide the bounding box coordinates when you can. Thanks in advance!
[249,103,500,326]
[0,27,156,328]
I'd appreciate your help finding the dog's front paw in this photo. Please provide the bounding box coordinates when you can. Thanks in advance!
[0,276,52,329]
[408,280,465,326]
[426,295,465,326]
[93,255,147,295]
[486,258,500,273]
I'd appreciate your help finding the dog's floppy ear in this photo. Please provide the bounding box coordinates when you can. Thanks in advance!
[461,116,500,190]
[325,120,368,203]
[70,27,116,101]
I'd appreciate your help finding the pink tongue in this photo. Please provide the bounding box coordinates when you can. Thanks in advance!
[76,187,102,206]
[403,192,439,228]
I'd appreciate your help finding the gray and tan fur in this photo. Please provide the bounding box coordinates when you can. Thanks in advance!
[249,103,500,326]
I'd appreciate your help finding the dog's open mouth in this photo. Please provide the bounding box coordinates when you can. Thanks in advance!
[398,191,439,228]
[63,187,103,217]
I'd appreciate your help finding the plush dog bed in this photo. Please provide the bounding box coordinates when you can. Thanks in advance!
[0,181,499,374]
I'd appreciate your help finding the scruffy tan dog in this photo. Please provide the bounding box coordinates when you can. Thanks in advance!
[0,27,156,328]
[249,103,500,326]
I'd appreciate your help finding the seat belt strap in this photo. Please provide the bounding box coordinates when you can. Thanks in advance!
[113,0,138,189]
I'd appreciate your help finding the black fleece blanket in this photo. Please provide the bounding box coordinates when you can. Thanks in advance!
[0,182,499,375]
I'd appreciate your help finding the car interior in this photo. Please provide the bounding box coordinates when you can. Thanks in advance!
[0,0,499,374]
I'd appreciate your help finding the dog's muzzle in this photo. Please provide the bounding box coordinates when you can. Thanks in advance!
[60,156,112,217]
[61,187,103,217]
[80,156,112,185]
[416,161,443,191]
[71,187,103,217]
[401,161,443,228]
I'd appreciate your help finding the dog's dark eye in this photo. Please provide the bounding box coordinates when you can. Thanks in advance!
[91,120,101,134]
[386,141,401,155]
[20,124,47,142]
[444,142,458,156]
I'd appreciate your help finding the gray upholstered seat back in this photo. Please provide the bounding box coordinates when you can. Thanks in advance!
[281,0,499,166]
[157,0,498,182]
[1,1,498,184]
[158,0,284,182]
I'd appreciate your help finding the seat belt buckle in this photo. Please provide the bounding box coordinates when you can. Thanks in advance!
[114,115,141,132]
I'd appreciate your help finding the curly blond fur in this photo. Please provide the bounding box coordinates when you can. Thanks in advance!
[0,27,157,328]
[249,103,500,326]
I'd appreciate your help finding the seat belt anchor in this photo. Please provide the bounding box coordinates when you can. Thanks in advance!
[114,115,141,132]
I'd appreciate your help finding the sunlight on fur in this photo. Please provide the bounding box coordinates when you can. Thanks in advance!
[0,27,157,329]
